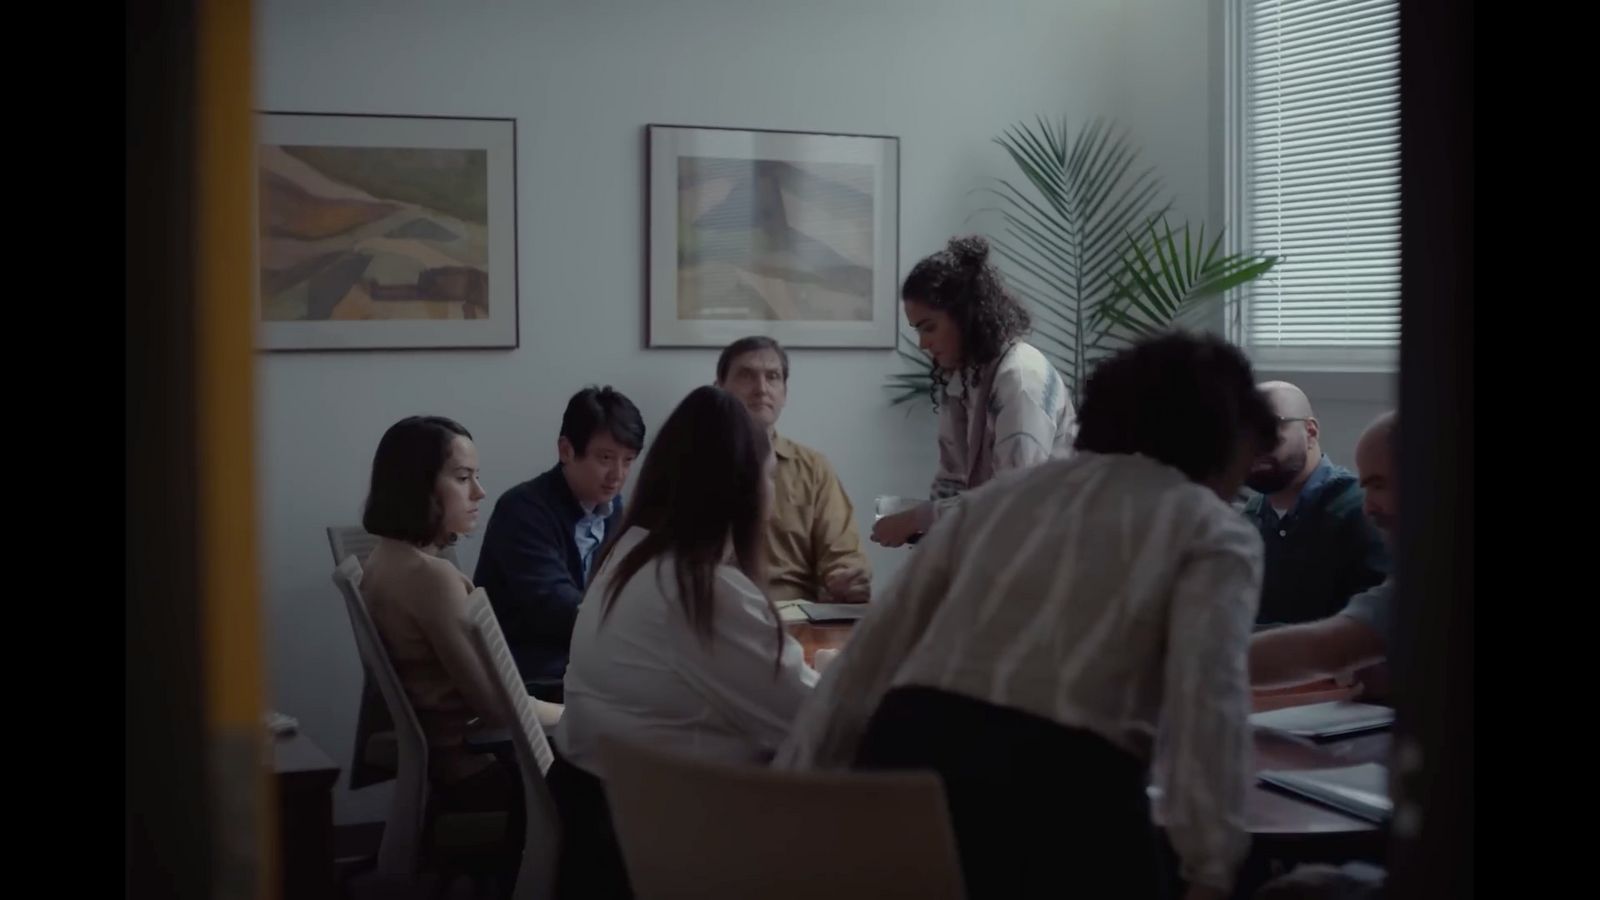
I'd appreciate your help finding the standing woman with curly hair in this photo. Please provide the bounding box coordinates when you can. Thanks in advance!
[871,235,1076,547]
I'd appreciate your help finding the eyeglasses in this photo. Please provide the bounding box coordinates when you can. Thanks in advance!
[1275,416,1311,427]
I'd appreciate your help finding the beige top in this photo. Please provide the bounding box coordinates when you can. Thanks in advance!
[362,539,502,784]
[775,452,1263,893]
[765,434,871,603]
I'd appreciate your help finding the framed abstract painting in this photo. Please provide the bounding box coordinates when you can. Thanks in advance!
[647,124,900,348]
[256,112,518,350]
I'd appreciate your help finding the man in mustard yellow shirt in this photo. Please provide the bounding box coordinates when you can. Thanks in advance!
[716,336,872,603]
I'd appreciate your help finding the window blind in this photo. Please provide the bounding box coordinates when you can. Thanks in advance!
[1243,0,1401,349]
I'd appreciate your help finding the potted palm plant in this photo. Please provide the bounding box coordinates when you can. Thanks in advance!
[887,117,1278,407]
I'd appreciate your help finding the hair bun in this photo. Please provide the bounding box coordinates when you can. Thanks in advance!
[947,234,990,268]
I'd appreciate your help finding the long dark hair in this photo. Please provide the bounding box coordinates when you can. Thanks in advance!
[901,234,1031,401]
[594,386,780,663]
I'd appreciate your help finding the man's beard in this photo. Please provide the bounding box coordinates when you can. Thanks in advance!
[1246,449,1307,494]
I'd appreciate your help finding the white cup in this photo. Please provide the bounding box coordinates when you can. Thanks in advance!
[874,495,922,520]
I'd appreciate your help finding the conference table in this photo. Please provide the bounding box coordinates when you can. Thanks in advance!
[783,619,1389,852]
[461,616,1381,898]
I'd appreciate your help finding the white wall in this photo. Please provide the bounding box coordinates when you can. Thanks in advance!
[1254,370,1396,467]
[257,0,1393,826]
[256,0,1172,824]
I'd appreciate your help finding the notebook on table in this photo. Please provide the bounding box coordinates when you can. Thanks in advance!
[798,602,870,624]
[1248,701,1395,741]
[1257,762,1392,824]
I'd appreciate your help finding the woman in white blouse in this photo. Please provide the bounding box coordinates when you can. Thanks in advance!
[780,333,1279,900]
[550,385,817,898]
[872,235,1076,547]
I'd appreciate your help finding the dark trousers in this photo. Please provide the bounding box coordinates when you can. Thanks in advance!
[546,749,632,900]
[526,679,565,704]
[855,686,1168,900]
[429,761,525,891]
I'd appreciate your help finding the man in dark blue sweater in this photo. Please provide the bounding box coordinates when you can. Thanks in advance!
[1243,382,1389,626]
[475,386,645,698]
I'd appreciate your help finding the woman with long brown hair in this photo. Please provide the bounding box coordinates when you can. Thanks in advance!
[549,385,817,897]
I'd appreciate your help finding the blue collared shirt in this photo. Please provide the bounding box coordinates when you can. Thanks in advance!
[1340,576,1395,650]
[574,505,612,585]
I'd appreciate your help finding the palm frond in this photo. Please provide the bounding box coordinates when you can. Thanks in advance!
[885,117,1278,410]
[1099,216,1280,336]
[987,117,1169,403]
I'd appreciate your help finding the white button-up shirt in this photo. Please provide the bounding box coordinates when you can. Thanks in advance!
[557,527,819,778]
[776,452,1263,892]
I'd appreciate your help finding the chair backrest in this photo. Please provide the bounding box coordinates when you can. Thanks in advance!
[329,526,457,789]
[598,739,965,900]
[328,525,460,569]
[332,555,431,877]
[463,588,561,900]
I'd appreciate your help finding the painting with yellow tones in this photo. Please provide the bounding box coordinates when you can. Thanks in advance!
[257,113,518,350]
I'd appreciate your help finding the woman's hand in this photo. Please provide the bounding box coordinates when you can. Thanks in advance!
[533,698,564,729]
[870,507,925,547]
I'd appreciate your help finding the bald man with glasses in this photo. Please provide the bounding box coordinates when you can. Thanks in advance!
[1243,382,1389,626]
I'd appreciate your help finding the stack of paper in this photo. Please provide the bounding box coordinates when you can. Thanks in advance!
[1248,701,1395,741]
[1257,762,1392,824]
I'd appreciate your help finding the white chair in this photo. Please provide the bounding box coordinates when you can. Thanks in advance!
[331,556,431,877]
[327,524,461,569]
[463,587,562,900]
[330,526,460,789]
[598,738,966,900]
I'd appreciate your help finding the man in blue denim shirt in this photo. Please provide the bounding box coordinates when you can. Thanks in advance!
[1243,382,1389,626]
[1250,412,1398,687]
[475,386,645,697]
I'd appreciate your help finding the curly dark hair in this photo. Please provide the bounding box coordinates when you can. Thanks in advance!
[1074,331,1278,484]
[901,235,1031,400]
